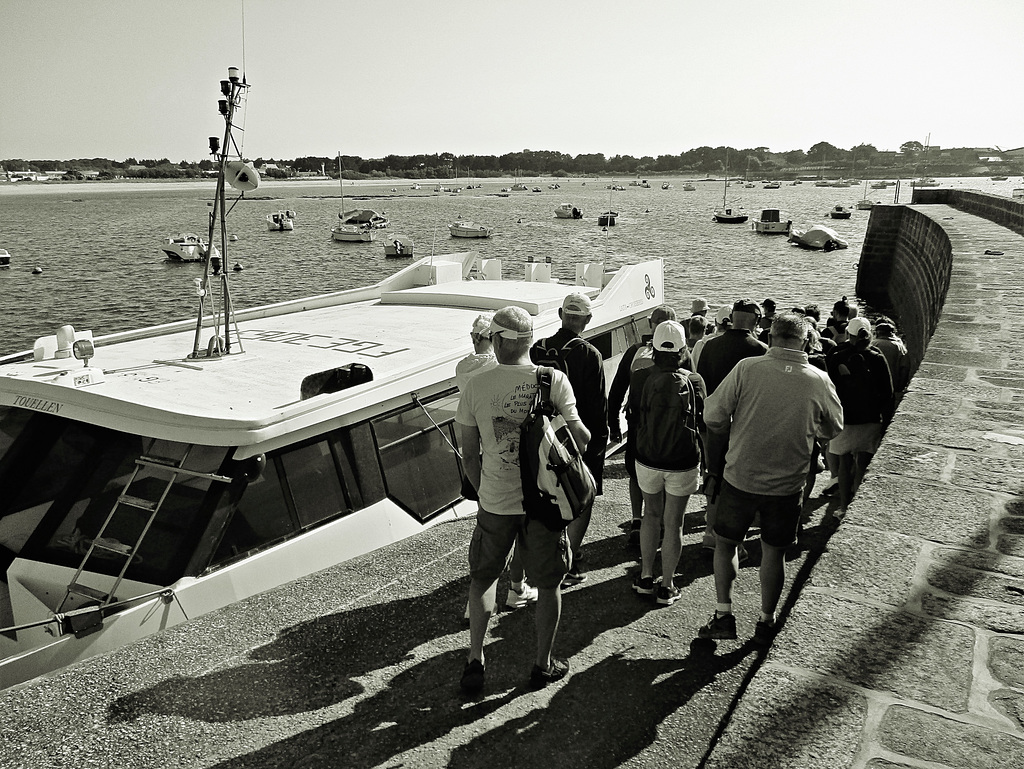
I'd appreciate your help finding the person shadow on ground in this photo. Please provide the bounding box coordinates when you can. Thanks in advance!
[106,554,755,769]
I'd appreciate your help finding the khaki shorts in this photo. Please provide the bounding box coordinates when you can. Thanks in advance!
[635,462,699,498]
[469,508,571,590]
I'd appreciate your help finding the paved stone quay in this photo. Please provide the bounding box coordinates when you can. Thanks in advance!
[2,204,1023,769]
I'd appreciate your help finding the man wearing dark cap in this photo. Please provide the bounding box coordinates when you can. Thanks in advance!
[530,292,607,585]
[695,300,768,552]
[607,304,677,544]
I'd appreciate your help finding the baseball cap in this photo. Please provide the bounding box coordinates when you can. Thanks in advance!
[470,313,492,336]
[489,315,533,340]
[690,298,709,314]
[649,305,676,325]
[652,320,686,352]
[762,298,777,313]
[732,298,761,317]
[847,317,872,337]
[715,306,732,324]
[562,292,593,316]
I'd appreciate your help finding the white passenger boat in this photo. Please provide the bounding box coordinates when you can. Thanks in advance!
[266,210,295,231]
[0,249,10,268]
[0,68,666,690]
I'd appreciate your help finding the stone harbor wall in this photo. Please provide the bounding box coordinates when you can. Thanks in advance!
[708,201,1024,767]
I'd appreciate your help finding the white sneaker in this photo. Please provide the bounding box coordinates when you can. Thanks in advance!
[505,583,539,609]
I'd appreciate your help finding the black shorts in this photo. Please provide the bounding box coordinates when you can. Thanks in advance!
[713,480,802,548]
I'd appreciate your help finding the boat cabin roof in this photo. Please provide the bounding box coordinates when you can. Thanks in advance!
[0,253,662,454]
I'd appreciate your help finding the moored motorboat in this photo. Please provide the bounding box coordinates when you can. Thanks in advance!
[597,211,617,226]
[788,224,849,251]
[449,220,493,238]
[332,224,376,242]
[554,203,583,219]
[661,182,673,190]
[0,66,669,691]
[682,183,696,191]
[829,205,852,219]
[266,210,295,231]
[383,234,414,257]
[0,249,10,268]
[339,208,389,229]
[751,208,791,235]
[763,181,781,189]
[161,233,214,262]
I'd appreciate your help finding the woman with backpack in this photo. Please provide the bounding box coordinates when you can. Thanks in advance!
[629,320,707,606]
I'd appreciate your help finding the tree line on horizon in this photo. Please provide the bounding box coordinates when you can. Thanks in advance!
[3,140,1018,181]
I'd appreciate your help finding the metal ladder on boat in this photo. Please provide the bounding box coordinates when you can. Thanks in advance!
[59,445,232,613]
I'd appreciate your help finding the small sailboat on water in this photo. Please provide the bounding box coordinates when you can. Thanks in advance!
[713,150,748,224]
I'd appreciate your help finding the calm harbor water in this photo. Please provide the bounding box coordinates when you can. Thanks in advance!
[0,175,1013,355]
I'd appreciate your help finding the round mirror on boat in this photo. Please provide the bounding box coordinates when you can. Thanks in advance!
[226,161,260,192]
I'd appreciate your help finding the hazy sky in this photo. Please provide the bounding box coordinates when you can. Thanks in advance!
[3,0,1022,162]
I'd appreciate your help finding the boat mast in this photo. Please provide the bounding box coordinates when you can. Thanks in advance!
[189,66,251,359]
[722,148,729,208]
[337,152,345,218]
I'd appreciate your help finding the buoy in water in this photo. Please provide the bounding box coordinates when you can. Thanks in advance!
[233,262,243,271]
[229,234,239,241]
[32,266,43,274]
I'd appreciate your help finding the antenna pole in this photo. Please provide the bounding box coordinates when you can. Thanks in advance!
[190,68,247,359]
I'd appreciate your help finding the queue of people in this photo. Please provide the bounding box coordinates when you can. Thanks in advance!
[454,290,906,694]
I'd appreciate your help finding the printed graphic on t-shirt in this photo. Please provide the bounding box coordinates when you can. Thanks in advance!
[490,381,537,466]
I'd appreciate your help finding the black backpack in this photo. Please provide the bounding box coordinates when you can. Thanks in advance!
[635,369,701,471]
[520,367,596,531]
[531,336,587,377]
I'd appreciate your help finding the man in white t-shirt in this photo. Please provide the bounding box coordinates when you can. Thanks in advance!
[456,305,590,693]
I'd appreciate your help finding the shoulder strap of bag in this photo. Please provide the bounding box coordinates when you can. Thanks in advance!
[535,366,555,413]
[561,337,587,353]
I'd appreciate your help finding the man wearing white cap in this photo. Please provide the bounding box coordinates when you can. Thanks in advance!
[457,305,590,693]
[455,313,537,616]
[530,291,607,587]
[454,313,497,392]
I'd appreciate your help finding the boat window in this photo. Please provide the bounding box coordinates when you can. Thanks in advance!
[207,423,387,571]
[373,393,463,522]
[1,411,229,586]
[280,440,347,528]
[587,330,613,360]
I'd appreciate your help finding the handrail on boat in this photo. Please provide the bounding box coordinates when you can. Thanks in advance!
[0,587,178,637]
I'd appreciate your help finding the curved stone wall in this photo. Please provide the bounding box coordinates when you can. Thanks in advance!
[856,204,953,373]
[914,187,1024,236]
